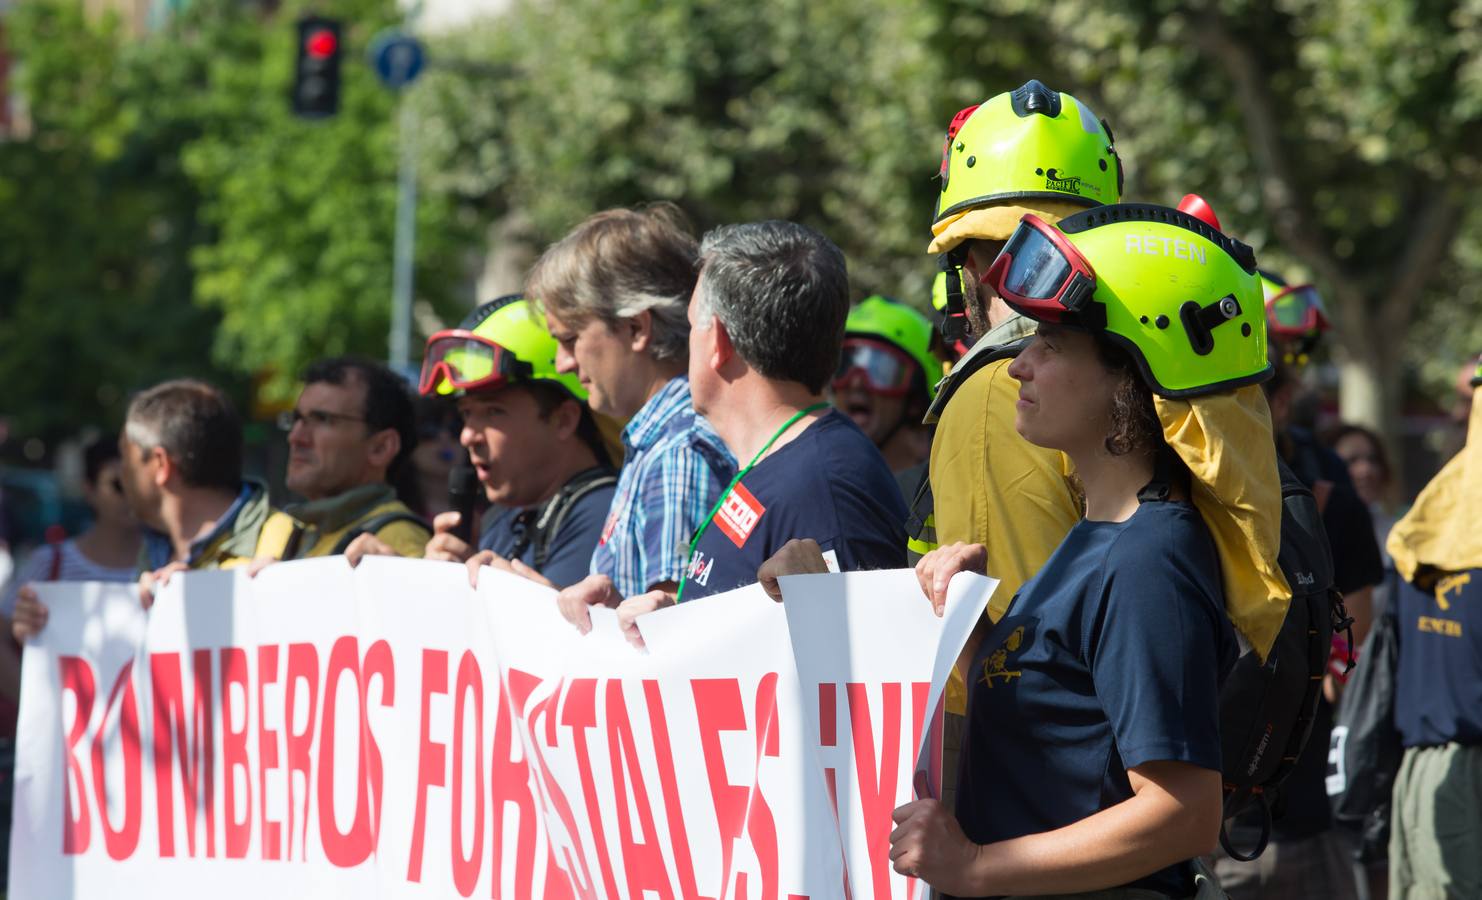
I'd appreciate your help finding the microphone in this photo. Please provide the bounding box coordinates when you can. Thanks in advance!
[447,461,479,544]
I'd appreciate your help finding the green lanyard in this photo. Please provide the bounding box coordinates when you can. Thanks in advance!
[676,402,829,602]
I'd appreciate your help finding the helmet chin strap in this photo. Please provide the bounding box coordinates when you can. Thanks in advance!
[939,247,971,343]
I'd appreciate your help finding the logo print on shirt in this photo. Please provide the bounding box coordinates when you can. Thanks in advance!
[714,482,766,548]
[1436,572,1471,611]
[980,626,1026,688]
[687,551,714,587]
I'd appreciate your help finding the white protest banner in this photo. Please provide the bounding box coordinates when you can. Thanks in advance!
[12,557,993,899]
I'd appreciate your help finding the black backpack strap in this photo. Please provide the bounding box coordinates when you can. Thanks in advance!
[330,510,431,556]
[903,460,936,565]
[925,336,1032,423]
[1219,796,1273,862]
[908,336,1034,564]
[529,469,618,571]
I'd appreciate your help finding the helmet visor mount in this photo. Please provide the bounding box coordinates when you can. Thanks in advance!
[985,214,1097,324]
[419,330,533,397]
[832,337,917,397]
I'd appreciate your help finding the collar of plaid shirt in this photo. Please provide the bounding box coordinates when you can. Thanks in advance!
[621,375,698,453]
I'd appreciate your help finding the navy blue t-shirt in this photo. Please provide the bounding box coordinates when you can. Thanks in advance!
[954,501,1236,898]
[479,469,617,589]
[1393,569,1482,748]
[680,410,906,600]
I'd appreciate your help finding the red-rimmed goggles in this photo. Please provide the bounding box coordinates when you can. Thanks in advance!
[1265,284,1329,340]
[418,330,532,397]
[984,214,1099,325]
[832,337,917,396]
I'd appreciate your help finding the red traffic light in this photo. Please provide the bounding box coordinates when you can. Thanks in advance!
[305,28,338,59]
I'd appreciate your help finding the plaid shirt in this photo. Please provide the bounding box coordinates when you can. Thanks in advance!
[590,376,735,597]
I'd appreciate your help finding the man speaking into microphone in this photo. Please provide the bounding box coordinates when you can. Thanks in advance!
[348,296,617,588]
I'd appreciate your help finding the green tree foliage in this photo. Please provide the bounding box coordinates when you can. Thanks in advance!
[419,0,1482,443]
[5,0,1480,451]
[0,0,470,449]
[181,0,470,402]
[1029,0,1482,438]
[0,0,221,443]
[414,0,1037,302]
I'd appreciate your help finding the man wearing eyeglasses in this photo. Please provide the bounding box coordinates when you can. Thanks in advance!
[274,357,431,559]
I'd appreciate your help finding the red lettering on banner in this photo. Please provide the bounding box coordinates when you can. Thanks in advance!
[257,645,283,860]
[749,673,781,900]
[848,682,900,900]
[506,672,593,900]
[818,683,836,748]
[562,678,621,899]
[695,677,781,900]
[695,679,747,896]
[318,637,373,868]
[451,652,486,897]
[818,683,853,900]
[361,639,395,847]
[643,681,706,900]
[907,682,931,900]
[407,649,449,883]
[150,650,216,858]
[219,648,251,859]
[59,656,95,855]
[605,681,675,900]
[822,766,853,900]
[91,659,142,860]
[490,671,537,899]
[284,642,320,861]
[910,682,929,776]
[542,868,577,900]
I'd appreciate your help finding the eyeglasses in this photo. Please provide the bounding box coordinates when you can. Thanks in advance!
[277,408,366,431]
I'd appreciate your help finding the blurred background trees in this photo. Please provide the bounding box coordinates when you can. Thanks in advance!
[3,0,1480,475]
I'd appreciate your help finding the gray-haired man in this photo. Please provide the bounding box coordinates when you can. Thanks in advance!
[590,220,909,646]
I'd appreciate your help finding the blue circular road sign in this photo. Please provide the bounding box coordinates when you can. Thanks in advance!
[370,31,425,90]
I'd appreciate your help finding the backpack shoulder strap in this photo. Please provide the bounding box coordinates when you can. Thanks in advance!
[531,471,619,570]
[330,510,431,557]
[904,463,937,563]
[908,337,1031,562]
[924,336,1031,424]
[256,511,306,562]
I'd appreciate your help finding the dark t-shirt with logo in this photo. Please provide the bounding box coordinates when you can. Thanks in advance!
[1393,569,1482,748]
[954,501,1236,899]
[681,410,907,601]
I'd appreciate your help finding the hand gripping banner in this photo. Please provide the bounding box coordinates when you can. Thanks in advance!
[11,557,993,899]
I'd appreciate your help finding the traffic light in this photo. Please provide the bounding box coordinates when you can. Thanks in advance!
[291,16,342,119]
